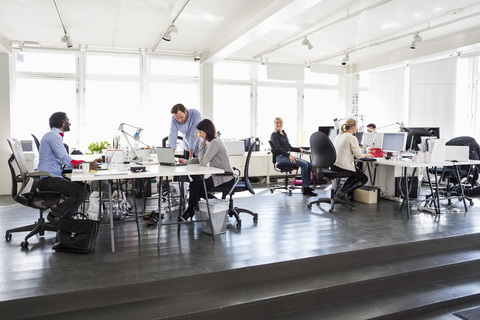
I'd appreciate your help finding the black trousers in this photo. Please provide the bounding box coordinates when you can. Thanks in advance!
[187,177,234,213]
[38,177,87,218]
[330,165,368,188]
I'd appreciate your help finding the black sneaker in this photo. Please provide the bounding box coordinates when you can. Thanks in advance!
[303,188,317,196]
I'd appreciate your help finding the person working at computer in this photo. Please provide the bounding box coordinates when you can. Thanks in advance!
[177,119,234,221]
[168,103,202,159]
[270,117,317,196]
[332,118,374,203]
[366,123,376,132]
[37,112,102,225]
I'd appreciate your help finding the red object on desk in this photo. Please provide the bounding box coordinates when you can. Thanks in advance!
[367,148,385,158]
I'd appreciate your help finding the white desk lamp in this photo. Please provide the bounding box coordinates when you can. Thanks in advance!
[118,123,150,159]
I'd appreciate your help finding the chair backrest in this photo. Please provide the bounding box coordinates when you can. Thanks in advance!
[268,141,277,164]
[242,142,256,195]
[31,134,40,151]
[406,128,433,151]
[310,131,337,168]
[162,136,183,148]
[7,138,31,198]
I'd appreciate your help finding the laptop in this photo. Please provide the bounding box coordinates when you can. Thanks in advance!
[156,147,187,166]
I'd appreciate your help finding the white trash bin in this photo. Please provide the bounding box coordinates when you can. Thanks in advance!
[199,199,229,235]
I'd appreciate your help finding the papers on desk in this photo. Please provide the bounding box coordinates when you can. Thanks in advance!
[415,138,445,163]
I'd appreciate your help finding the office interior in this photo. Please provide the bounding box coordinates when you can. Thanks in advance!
[2,1,480,318]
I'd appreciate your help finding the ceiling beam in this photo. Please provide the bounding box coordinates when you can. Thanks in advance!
[203,0,324,64]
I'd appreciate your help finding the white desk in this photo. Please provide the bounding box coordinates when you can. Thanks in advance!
[365,159,480,218]
[71,164,224,252]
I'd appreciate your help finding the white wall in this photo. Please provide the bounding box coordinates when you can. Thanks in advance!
[0,51,12,195]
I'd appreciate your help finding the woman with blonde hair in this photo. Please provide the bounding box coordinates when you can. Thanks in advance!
[270,117,316,196]
[332,118,374,202]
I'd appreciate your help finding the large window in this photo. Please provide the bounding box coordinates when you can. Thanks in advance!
[303,88,339,143]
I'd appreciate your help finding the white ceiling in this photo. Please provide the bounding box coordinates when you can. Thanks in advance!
[1,0,480,71]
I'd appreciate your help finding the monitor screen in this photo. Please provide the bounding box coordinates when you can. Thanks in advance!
[354,132,363,145]
[318,126,337,142]
[363,132,383,148]
[381,132,408,152]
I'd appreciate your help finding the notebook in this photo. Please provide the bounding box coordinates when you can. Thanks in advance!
[156,147,187,166]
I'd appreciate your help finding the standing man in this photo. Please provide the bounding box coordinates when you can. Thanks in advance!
[168,103,202,159]
[37,112,101,224]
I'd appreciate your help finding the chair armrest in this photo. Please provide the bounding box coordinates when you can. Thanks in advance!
[28,171,54,178]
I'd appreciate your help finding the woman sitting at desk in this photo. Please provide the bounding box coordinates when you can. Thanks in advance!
[178,119,234,221]
[332,118,374,202]
[270,117,316,196]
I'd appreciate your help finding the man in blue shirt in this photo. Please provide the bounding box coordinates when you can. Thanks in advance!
[168,104,202,159]
[37,112,101,224]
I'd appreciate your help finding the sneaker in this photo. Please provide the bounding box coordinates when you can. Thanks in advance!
[303,188,317,196]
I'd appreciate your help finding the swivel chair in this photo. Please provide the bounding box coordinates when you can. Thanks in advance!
[307,132,355,212]
[268,141,302,196]
[210,142,258,229]
[5,138,62,248]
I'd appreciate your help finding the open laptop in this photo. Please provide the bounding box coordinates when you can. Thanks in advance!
[156,147,187,166]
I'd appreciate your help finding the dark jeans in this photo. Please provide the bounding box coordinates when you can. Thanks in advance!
[187,177,234,214]
[38,177,87,218]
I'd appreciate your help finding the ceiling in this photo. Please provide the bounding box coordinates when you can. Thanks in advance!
[1,0,480,71]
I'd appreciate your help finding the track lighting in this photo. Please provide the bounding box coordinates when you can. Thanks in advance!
[341,54,349,65]
[162,24,178,41]
[301,37,313,50]
[261,57,268,65]
[410,33,422,50]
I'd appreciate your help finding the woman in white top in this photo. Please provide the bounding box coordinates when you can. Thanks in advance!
[332,118,374,202]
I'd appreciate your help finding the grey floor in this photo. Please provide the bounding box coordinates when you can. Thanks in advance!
[1,182,480,319]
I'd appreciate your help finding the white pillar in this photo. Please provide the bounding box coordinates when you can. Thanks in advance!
[200,63,214,120]
[0,51,12,195]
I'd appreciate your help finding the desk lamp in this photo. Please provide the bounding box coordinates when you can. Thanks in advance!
[118,123,150,160]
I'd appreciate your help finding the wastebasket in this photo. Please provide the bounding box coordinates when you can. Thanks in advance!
[199,199,229,235]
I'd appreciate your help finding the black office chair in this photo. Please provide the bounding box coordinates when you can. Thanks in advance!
[5,138,62,248]
[307,131,355,213]
[162,136,184,158]
[210,142,258,229]
[31,134,40,151]
[268,140,302,196]
[405,128,433,151]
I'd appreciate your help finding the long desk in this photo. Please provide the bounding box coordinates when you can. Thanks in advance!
[71,164,224,252]
[365,159,480,219]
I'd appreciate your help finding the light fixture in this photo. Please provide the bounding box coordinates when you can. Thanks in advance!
[261,57,268,65]
[162,24,178,41]
[302,37,313,50]
[193,52,201,62]
[341,54,349,65]
[61,34,72,48]
[410,33,422,50]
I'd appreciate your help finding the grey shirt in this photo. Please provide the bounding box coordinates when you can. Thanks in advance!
[187,137,233,186]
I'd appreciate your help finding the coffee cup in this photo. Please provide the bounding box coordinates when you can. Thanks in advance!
[80,162,90,173]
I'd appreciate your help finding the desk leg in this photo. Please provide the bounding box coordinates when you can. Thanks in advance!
[108,181,115,252]
[454,164,468,211]
[202,178,215,239]
[425,167,440,214]
[157,176,163,248]
[130,179,141,239]
[404,167,411,219]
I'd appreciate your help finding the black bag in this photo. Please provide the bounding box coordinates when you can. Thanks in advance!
[52,219,99,253]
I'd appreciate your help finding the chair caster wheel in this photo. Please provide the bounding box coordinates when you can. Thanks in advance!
[329,209,333,213]
[351,207,356,211]
[21,241,29,248]
[307,204,312,209]
[288,191,292,196]
[236,221,242,229]
[270,189,274,193]
[5,233,12,241]
[253,214,258,223]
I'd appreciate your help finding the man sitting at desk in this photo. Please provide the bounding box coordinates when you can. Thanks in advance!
[168,103,202,159]
[37,112,101,225]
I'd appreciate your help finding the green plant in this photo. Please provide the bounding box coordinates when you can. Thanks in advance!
[87,141,109,154]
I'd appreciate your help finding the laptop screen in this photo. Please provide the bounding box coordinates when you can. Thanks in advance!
[156,147,176,164]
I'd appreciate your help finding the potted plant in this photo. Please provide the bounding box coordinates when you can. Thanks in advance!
[87,141,109,154]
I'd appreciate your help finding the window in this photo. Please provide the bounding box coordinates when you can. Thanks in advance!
[213,84,251,139]
[303,88,339,143]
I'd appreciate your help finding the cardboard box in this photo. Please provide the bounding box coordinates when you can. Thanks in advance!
[354,186,380,204]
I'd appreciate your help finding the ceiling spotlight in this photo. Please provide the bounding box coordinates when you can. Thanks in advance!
[410,33,422,50]
[341,54,349,66]
[261,57,267,65]
[302,37,313,50]
[162,24,178,41]
[61,34,72,48]
[194,52,201,62]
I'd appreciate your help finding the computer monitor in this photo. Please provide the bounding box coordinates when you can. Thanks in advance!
[363,132,383,148]
[381,132,408,153]
[354,132,363,145]
[318,126,337,142]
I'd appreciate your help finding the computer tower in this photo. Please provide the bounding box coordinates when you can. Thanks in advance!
[395,176,420,198]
